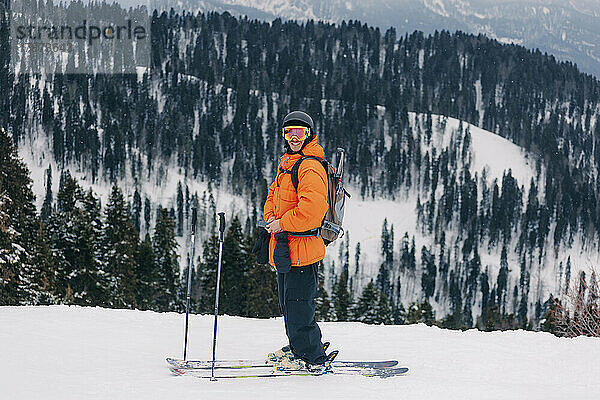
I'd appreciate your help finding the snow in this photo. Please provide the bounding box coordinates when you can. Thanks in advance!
[220,0,324,22]
[17,102,572,320]
[341,194,421,279]
[17,99,591,321]
[467,120,535,185]
[423,0,450,18]
[495,37,524,46]
[325,112,538,296]
[2,305,599,399]
[474,78,483,125]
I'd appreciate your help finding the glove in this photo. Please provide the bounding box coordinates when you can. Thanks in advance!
[273,231,292,273]
[251,227,270,265]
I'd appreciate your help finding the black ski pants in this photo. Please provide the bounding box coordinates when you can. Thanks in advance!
[277,262,327,365]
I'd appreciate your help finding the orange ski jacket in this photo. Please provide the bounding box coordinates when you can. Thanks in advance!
[263,136,328,267]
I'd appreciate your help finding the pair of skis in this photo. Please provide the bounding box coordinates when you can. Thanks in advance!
[166,357,408,379]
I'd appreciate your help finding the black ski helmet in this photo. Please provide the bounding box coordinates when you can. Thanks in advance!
[283,111,314,132]
[282,111,316,153]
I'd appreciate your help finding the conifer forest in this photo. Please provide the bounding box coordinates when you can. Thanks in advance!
[1,1,600,336]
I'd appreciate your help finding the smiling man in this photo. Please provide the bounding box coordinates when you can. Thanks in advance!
[263,111,332,373]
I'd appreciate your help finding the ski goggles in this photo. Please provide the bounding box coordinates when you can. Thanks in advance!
[282,125,310,141]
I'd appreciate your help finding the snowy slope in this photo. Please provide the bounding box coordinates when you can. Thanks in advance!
[19,108,597,320]
[1,306,599,399]
[18,111,532,273]
[327,112,537,293]
[325,112,599,320]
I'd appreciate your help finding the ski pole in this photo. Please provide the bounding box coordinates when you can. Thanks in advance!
[211,212,226,381]
[183,208,197,361]
[336,147,345,180]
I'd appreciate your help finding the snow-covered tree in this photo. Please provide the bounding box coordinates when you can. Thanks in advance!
[28,222,57,304]
[0,128,37,305]
[354,280,378,324]
[102,184,139,309]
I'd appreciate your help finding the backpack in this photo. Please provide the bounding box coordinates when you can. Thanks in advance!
[286,148,351,245]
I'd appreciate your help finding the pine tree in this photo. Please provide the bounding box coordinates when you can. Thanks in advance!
[481,304,503,331]
[375,291,393,325]
[0,191,20,304]
[40,167,53,222]
[245,229,279,318]
[198,217,249,316]
[46,214,69,303]
[144,197,151,233]
[0,128,38,305]
[315,285,332,322]
[354,280,378,323]
[102,184,139,309]
[315,261,333,322]
[26,221,57,305]
[421,245,436,299]
[354,279,393,325]
[197,234,219,313]
[49,173,97,304]
[392,298,406,325]
[405,301,435,325]
[131,189,142,233]
[399,232,411,271]
[218,217,249,316]
[518,255,530,328]
[332,264,351,321]
[135,233,157,310]
[153,207,180,312]
[71,188,107,306]
[176,182,184,237]
[245,262,279,318]
[463,246,481,327]
[565,256,572,293]
[479,267,491,327]
[409,237,416,270]
[497,245,509,312]
[377,219,393,297]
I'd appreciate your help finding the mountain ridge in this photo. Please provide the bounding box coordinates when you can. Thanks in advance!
[137,0,600,78]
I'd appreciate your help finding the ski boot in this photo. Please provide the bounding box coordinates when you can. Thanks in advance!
[274,350,338,375]
[266,345,293,364]
[266,342,330,364]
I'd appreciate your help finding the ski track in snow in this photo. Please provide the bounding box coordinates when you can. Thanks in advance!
[1,306,599,400]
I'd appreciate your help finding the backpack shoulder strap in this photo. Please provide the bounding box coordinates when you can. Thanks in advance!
[290,155,327,191]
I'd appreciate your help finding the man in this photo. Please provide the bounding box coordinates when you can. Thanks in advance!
[263,110,330,372]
